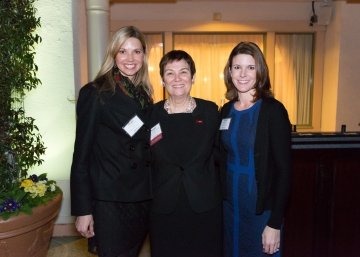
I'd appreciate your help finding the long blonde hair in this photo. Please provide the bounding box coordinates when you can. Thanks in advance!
[95,26,153,97]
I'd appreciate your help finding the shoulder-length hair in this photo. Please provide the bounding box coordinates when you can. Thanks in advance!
[223,41,273,102]
[95,26,153,97]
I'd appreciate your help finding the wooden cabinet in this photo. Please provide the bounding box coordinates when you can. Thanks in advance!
[283,133,360,257]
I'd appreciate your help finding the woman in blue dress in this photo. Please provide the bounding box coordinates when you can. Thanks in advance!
[219,42,292,257]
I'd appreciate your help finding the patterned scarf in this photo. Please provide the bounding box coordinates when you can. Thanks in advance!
[113,67,152,109]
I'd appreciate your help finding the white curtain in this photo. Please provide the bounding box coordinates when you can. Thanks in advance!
[274,34,313,126]
[145,32,314,126]
[145,34,164,103]
[174,34,264,107]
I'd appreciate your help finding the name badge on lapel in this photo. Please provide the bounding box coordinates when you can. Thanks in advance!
[122,115,144,137]
[150,123,163,146]
[219,118,231,130]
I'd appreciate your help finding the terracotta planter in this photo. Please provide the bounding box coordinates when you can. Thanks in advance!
[0,192,62,257]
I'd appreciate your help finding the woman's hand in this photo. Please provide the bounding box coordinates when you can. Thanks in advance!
[75,214,95,238]
[262,225,280,255]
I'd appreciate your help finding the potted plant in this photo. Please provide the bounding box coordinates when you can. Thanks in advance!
[0,1,62,256]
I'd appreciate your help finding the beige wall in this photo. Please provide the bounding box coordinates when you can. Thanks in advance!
[335,2,360,131]
[27,0,76,181]
[322,1,360,132]
[322,2,342,131]
[26,0,77,225]
[110,1,324,32]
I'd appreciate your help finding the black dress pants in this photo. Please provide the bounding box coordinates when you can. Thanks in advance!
[93,200,150,257]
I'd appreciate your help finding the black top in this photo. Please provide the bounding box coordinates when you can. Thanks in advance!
[70,78,152,216]
[149,98,222,214]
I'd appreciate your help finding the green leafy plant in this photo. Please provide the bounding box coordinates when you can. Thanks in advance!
[0,173,61,220]
[0,0,60,220]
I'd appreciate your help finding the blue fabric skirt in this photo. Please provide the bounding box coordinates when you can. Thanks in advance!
[224,172,281,257]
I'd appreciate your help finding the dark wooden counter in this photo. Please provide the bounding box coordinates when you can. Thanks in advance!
[283,132,360,257]
[291,132,360,149]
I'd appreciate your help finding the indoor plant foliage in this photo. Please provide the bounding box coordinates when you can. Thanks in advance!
[0,0,61,220]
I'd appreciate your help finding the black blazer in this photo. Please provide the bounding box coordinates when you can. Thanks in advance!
[219,97,292,229]
[70,79,152,216]
[149,98,222,214]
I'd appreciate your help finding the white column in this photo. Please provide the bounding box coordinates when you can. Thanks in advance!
[86,0,109,81]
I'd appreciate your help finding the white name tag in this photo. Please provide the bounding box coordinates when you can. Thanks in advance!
[219,118,231,130]
[150,123,163,146]
[122,115,144,137]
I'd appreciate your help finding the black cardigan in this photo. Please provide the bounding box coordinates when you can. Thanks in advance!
[219,97,292,229]
[70,78,152,216]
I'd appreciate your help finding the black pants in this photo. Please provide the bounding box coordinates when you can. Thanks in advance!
[93,200,150,257]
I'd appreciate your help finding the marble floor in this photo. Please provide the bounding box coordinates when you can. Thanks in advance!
[47,236,151,257]
[47,236,95,257]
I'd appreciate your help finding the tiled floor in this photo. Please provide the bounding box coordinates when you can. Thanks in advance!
[47,236,95,257]
[47,236,151,257]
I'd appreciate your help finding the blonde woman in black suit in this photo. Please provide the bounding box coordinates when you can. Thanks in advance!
[70,26,153,257]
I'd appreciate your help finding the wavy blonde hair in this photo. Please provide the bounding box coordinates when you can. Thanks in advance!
[95,26,153,97]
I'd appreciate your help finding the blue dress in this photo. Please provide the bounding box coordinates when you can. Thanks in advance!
[221,100,281,257]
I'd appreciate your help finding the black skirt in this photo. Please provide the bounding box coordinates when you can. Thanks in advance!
[149,186,223,257]
[93,200,150,257]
